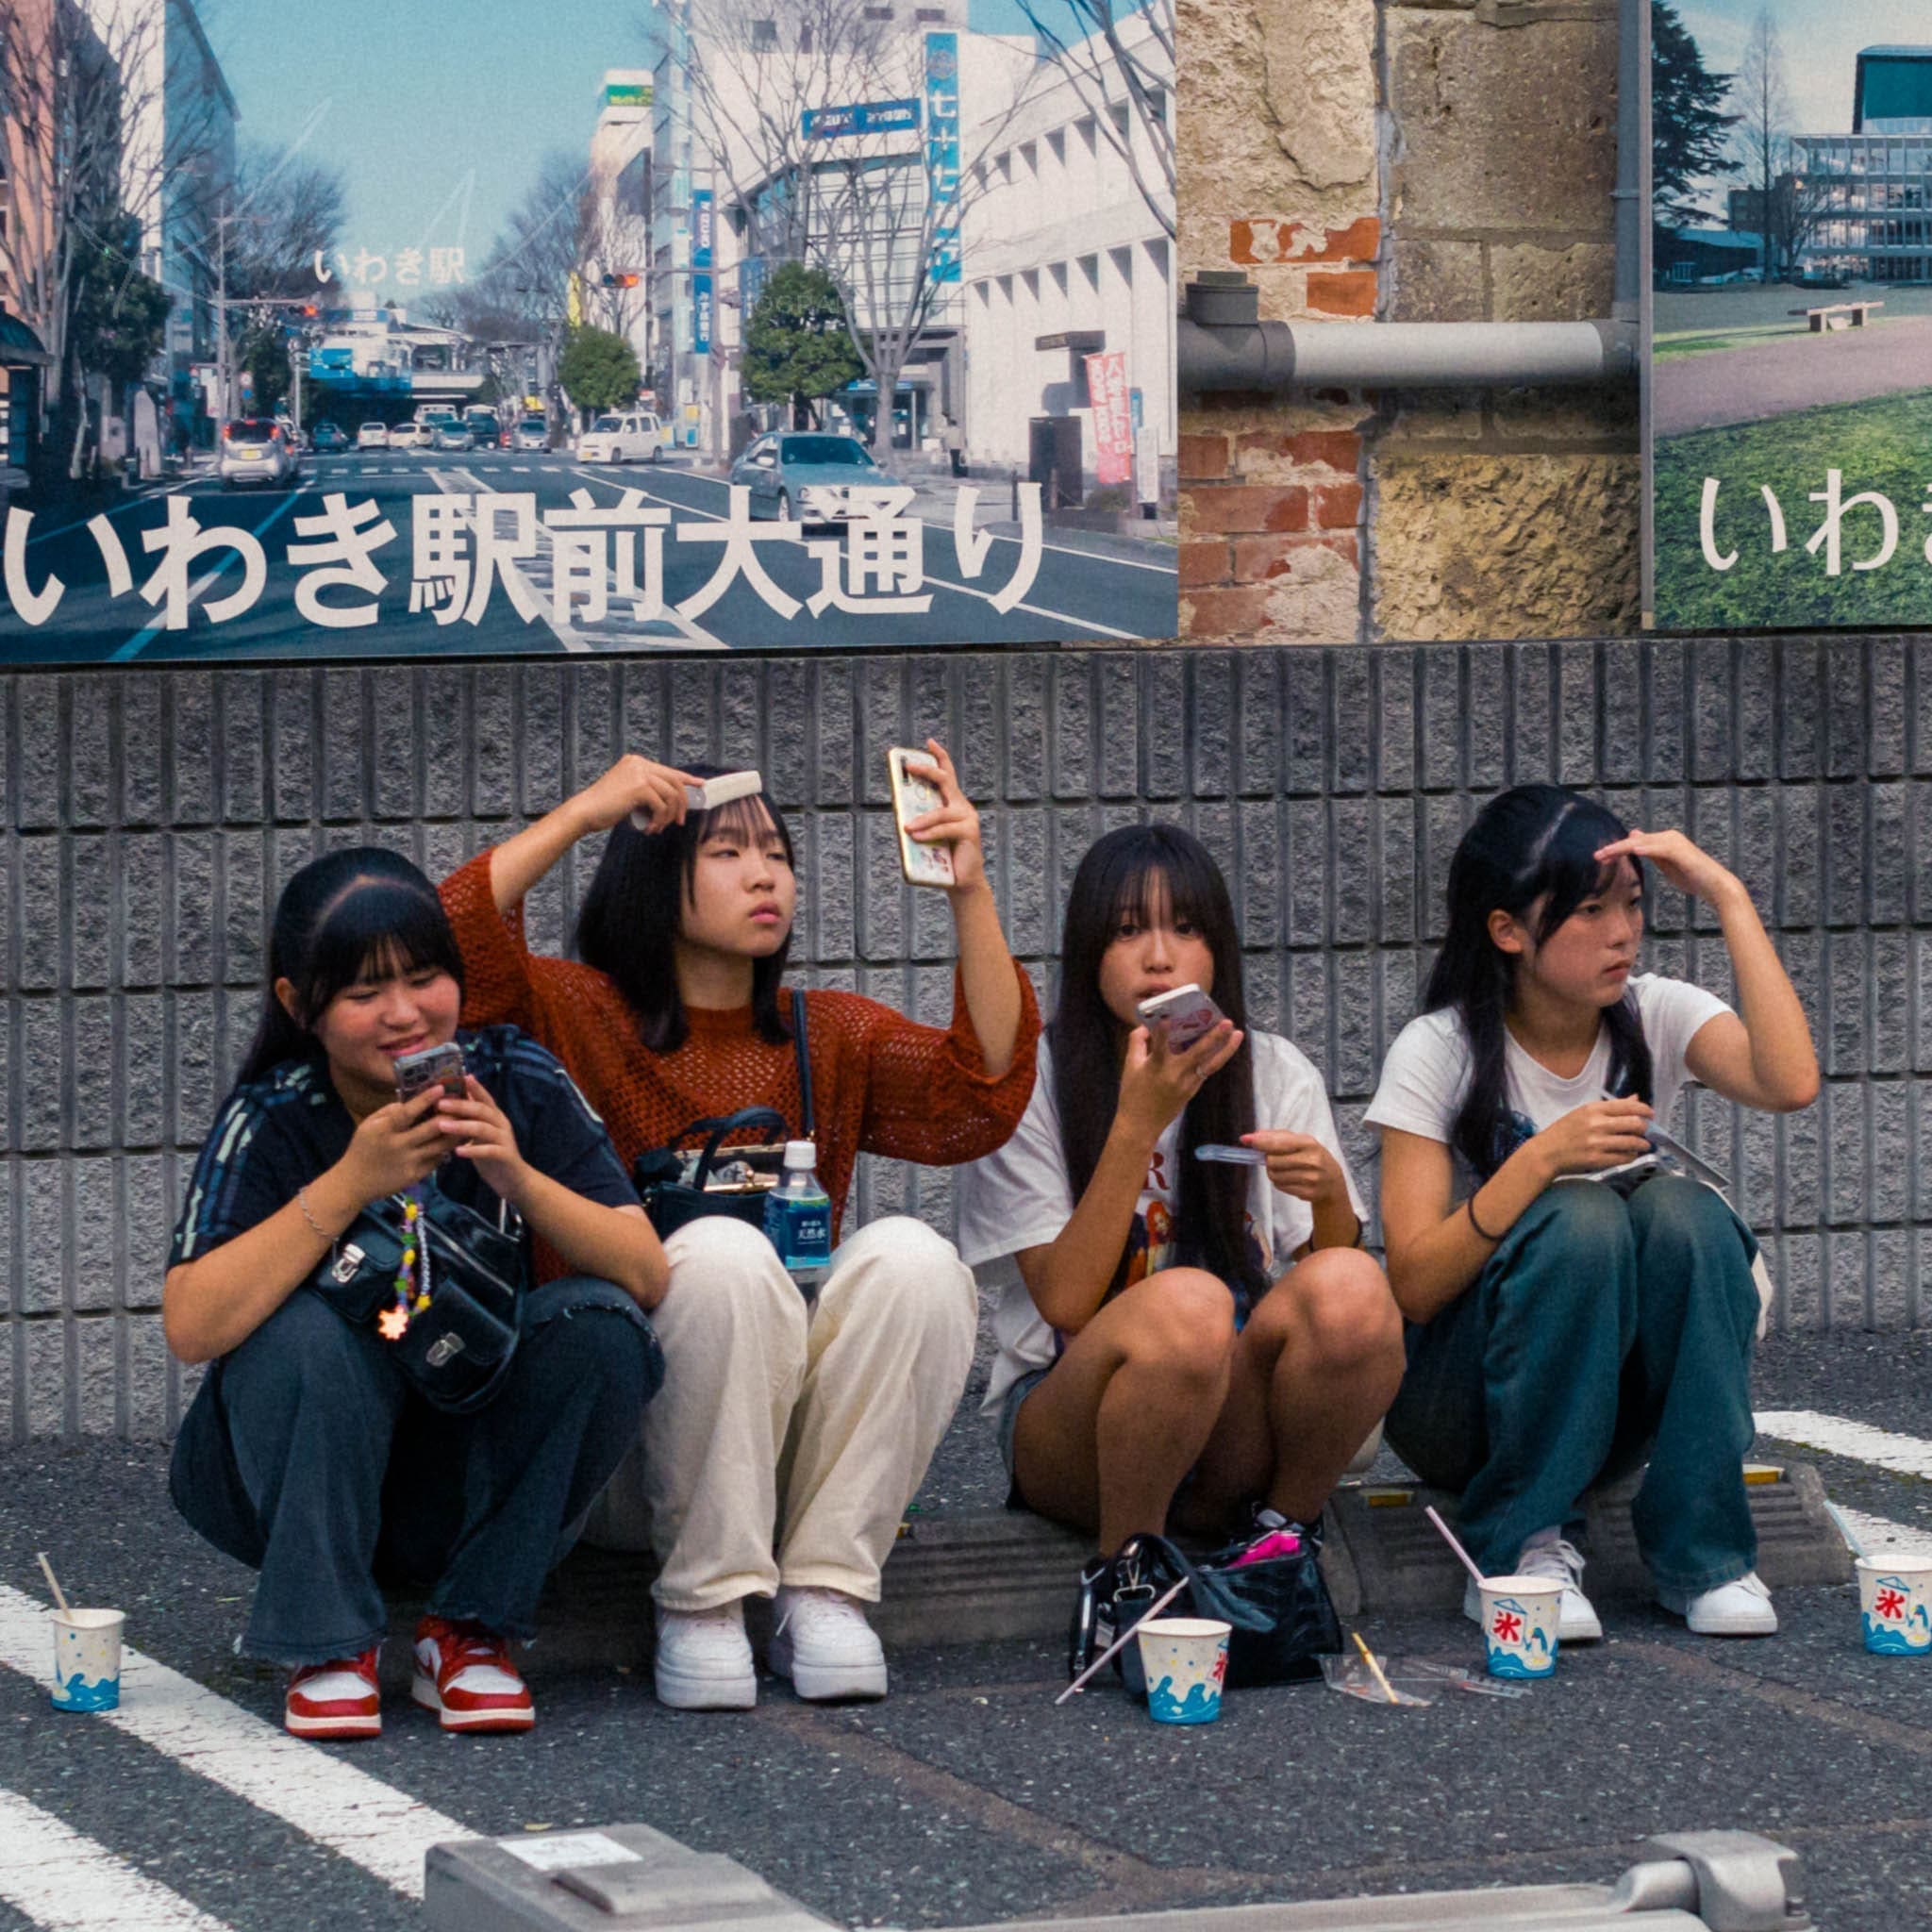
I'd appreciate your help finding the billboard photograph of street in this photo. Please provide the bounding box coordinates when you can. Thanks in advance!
[0,0,1176,657]
[1650,0,1932,628]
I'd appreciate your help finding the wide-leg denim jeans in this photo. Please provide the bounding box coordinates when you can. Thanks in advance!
[169,1275,662,1667]
[1384,1173,1760,1594]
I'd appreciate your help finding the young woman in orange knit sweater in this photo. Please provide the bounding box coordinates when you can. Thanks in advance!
[439,748,1040,1709]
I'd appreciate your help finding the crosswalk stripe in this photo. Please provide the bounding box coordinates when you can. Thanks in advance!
[0,1585,465,1899]
[1755,1410,1932,1480]
[0,1789,233,1930]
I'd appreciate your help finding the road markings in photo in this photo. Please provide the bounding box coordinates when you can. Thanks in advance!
[108,491,306,663]
[1755,1410,1932,1481]
[0,1584,465,1900]
[0,1789,234,1931]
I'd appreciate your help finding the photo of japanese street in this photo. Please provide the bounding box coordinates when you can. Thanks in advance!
[1651,1,1932,628]
[0,0,1176,656]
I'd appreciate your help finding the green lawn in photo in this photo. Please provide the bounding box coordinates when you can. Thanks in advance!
[1653,387,1932,629]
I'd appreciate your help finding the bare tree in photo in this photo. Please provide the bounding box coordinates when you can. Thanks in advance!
[1009,0,1171,241]
[1733,8,1790,278]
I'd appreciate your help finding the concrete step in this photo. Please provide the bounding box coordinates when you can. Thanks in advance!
[402,1459,1847,1681]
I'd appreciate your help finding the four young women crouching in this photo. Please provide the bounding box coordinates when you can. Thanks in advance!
[165,772,1819,1743]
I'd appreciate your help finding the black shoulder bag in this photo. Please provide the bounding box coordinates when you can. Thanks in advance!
[308,1185,526,1413]
[631,988,815,1240]
[1069,1519,1341,1696]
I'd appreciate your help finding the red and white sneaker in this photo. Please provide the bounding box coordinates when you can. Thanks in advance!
[285,1650,382,1740]
[410,1617,535,1733]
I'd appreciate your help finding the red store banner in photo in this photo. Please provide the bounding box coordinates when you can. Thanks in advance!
[1085,351,1133,488]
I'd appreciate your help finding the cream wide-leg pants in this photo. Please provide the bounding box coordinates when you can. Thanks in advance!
[583,1213,978,1611]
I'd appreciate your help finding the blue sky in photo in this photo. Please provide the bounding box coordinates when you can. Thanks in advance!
[201,0,1091,285]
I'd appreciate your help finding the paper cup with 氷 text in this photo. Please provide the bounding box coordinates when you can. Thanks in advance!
[1136,1617,1230,1724]
[51,1607,125,1711]
[1857,1557,1932,1656]
[1478,1575,1561,1680]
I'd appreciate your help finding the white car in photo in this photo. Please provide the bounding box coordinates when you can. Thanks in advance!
[357,422,391,450]
[388,420,430,450]
[576,410,664,464]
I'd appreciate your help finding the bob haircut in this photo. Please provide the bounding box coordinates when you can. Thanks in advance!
[239,846,467,1086]
[1424,783,1653,1179]
[575,763,798,1053]
[1051,822,1265,1305]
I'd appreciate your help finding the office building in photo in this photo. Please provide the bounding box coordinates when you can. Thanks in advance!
[1795,46,1932,283]
[958,8,1171,495]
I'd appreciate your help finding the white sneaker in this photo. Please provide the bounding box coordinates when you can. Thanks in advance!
[654,1603,757,1710]
[1657,1570,1777,1637]
[769,1588,888,1702]
[1460,1530,1603,1643]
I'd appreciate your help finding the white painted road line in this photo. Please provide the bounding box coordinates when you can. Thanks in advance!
[0,1584,466,1900]
[1756,1410,1932,1481]
[0,1788,234,1930]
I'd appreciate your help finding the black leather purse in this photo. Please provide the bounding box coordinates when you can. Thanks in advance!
[1070,1518,1342,1695]
[308,1186,526,1413]
[632,990,815,1241]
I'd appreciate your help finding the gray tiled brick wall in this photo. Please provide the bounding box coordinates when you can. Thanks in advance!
[3,637,1924,1440]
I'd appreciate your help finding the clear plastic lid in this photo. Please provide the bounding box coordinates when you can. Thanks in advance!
[784,1140,818,1168]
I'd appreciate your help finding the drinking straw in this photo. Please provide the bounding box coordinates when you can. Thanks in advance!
[1055,1575,1189,1705]
[1352,1630,1399,1706]
[36,1553,70,1617]
[1424,1506,1487,1590]
[1824,1502,1869,1562]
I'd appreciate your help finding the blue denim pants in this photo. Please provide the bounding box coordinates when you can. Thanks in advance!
[1384,1174,1760,1595]
[169,1275,662,1667]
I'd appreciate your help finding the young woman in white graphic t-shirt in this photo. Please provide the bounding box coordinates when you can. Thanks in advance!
[1368,785,1818,1643]
[957,824,1404,1611]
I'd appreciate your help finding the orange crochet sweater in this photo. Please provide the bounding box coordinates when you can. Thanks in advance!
[440,848,1041,1239]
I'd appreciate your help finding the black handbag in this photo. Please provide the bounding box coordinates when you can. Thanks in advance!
[632,989,815,1241]
[308,1185,526,1414]
[1070,1518,1342,1695]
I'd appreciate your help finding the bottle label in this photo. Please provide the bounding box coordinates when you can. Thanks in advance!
[765,1196,832,1268]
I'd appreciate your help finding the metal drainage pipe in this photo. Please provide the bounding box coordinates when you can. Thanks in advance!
[1177,0,1643,393]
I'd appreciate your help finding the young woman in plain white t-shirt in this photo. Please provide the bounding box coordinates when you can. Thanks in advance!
[957,823,1403,1577]
[1368,785,1818,1642]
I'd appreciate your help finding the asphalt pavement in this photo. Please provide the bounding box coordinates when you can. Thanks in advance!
[2,1328,1929,1931]
[1,452,1176,660]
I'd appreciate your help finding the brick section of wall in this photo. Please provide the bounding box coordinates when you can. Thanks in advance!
[2,642,1924,1439]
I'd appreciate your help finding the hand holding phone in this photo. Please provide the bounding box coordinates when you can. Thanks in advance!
[888,746,957,887]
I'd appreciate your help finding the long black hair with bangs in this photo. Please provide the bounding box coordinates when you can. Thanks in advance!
[1425,784,1654,1180]
[239,846,467,1087]
[1053,823,1265,1305]
[575,763,797,1054]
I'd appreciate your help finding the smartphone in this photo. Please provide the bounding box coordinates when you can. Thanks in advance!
[629,768,763,831]
[1136,983,1226,1052]
[393,1041,466,1105]
[888,746,956,888]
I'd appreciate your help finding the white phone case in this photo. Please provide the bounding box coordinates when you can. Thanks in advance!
[889,748,956,887]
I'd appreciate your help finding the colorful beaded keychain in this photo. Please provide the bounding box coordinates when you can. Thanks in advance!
[375,1191,433,1341]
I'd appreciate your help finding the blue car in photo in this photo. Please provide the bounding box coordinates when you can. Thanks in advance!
[729,431,896,525]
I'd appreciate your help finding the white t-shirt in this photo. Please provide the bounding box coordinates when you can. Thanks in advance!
[956,1031,1368,1414]
[1364,972,1732,1167]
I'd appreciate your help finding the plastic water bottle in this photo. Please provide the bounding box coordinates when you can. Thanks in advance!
[765,1140,832,1290]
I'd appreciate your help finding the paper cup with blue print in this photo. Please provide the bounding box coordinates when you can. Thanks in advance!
[1857,1557,1932,1657]
[51,1607,124,1711]
[1478,1575,1560,1680]
[1136,1616,1230,1724]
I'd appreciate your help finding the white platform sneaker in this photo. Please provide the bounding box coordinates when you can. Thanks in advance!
[654,1602,758,1710]
[1657,1570,1778,1636]
[769,1588,888,1702]
[1461,1529,1604,1643]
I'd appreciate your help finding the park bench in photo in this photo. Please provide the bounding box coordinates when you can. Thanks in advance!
[1790,300,1884,332]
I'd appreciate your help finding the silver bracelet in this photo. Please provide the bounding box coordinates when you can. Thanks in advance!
[296,1185,331,1241]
